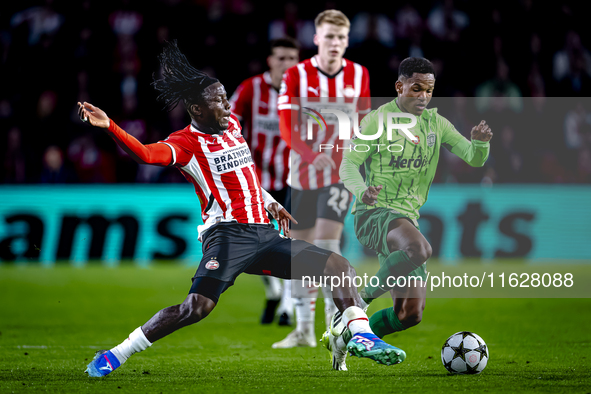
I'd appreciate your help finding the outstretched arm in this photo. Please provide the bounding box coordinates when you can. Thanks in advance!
[78,102,173,166]
[442,119,492,167]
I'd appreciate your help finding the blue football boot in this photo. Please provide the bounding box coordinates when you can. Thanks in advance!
[85,350,121,377]
[347,333,406,366]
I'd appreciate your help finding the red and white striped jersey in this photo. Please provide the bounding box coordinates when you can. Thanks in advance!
[230,71,289,191]
[278,55,371,190]
[159,115,272,240]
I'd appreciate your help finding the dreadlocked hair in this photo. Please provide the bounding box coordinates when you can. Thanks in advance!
[152,40,218,111]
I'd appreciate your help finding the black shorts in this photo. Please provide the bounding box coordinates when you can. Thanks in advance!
[189,222,331,303]
[290,184,352,230]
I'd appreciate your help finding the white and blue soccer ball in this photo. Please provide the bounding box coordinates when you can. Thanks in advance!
[441,331,489,374]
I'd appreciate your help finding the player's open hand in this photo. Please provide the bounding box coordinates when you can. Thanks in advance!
[361,185,383,206]
[312,153,336,171]
[268,202,298,237]
[471,120,493,142]
[78,102,110,129]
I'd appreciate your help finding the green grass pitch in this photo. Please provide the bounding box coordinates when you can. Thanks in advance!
[0,264,590,393]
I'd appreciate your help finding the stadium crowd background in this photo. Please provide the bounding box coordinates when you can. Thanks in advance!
[1,0,590,185]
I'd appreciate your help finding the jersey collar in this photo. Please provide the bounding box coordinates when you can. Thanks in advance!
[190,120,226,138]
[390,99,402,113]
[311,55,346,78]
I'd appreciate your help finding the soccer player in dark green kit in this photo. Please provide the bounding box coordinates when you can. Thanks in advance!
[322,57,493,371]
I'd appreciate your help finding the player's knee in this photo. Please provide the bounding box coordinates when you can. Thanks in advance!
[324,253,355,278]
[180,294,215,324]
[404,240,432,266]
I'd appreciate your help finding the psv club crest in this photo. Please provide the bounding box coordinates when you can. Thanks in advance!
[342,85,355,97]
[205,258,219,270]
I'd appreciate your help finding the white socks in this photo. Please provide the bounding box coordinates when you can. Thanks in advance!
[292,280,317,334]
[110,327,152,364]
[262,276,282,300]
[276,279,294,316]
[315,239,340,326]
[314,239,341,255]
[291,239,343,334]
[342,306,371,335]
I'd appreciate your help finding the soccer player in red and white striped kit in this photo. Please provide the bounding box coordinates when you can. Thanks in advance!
[230,38,300,326]
[80,41,404,377]
[273,10,371,348]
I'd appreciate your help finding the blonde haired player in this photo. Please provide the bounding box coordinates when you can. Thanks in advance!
[274,10,371,350]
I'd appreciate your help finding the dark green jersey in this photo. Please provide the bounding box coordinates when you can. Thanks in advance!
[340,99,490,220]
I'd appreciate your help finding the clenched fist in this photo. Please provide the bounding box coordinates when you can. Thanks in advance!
[471,120,493,142]
[361,185,383,206]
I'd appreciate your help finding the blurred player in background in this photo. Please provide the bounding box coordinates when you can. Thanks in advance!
[80,41,405,378]
[323,57,493,370]
[274,9,371,349]
[230,38,300,326]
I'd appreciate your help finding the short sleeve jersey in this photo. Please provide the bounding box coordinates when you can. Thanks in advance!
[230,71,289,191]
[278,56,371,190]
[159,115,270,239]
